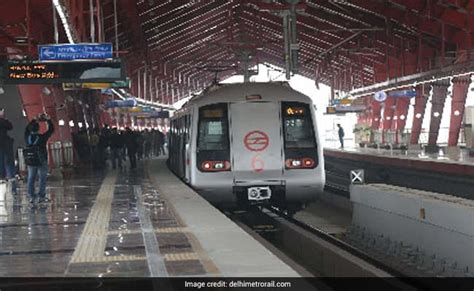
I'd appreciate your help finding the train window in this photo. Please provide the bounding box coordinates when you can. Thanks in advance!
[282,102,316,149]
[197,104,229,151]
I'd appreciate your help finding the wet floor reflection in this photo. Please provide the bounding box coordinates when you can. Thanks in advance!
[0,162,208,277]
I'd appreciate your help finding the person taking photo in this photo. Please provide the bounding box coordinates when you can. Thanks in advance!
[24,113,54,205]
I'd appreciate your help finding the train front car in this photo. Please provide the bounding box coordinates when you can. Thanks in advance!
[172,82,325,213]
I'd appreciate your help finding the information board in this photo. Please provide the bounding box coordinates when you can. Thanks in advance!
[38,43,113,61]
[1,60,124,84]
[63,79,130,90]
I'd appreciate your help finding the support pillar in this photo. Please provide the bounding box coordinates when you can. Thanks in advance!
[410,85,429,145]
[394,97,410,144]
[381,96,396,144]
[370,98,381,143]
[426,82,449,152]
[447,76,471,146]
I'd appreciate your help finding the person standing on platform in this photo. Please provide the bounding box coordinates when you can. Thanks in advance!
[124,128,138,169]
[109,128,123,170]
[98,124,111,168]
[136,130,144,160]
[144,129,152,158]
[0,108,17,196]
[89,128,100,169]
[157,130,165,156]
[337,124,345,149]
[24,113,54,205]
[152,129,159,156]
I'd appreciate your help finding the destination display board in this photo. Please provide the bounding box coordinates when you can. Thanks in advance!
[1,60,124,84]
[63,79,130,90]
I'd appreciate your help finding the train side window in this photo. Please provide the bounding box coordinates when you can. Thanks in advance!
[197,104,229,151]
[282,102,316,149]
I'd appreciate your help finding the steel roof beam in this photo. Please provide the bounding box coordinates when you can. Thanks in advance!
[156,18,233,55]
[142,1,232,37]
[149,8,230,47]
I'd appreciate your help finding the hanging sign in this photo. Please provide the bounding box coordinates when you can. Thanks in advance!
[3,60,124,84]
[38,43,113,61]
[105,98,137,108]
[388,90,417,98]
[63,79,130,90]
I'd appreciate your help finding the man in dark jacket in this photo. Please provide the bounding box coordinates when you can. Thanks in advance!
[124,128,138,169]
[98,124,111,167]
[337,124,345,149]
[25,114,55,205]
[0,108,16,195]
[157,130,165,156]
[109,128,123,170]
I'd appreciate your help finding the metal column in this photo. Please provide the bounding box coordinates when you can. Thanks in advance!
[395,98,410,131]
[448,76,471,146]
[381,97,396,144]
[370,99,381,143]
[410,85,429,145]
[282,11,291,80]
[394,98,410,144]
[426,82,449,151]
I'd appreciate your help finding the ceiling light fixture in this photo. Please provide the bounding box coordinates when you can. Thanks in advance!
[52,0,76,44]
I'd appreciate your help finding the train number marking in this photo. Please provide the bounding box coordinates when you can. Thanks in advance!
[251,155,265,172]
[244,130,269,152]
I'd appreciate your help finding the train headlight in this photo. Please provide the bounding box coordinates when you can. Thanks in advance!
[249,189,259,198]
[285,158,316,169]
[303,158,315,168]
[200,160,231,172]
[292,160,302,167]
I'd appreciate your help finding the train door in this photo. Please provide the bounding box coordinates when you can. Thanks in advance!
[229,102,284,183]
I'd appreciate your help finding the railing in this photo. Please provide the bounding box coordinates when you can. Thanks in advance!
[371,127,465,147]
[18,141,75,173]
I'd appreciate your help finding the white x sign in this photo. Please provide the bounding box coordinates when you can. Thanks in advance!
[350,169,364,184]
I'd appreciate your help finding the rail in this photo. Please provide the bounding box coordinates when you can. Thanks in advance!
[263,206,407,277]
[18,141,75,174]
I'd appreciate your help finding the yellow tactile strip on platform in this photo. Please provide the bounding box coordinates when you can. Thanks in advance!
[164,252,199,262]
[71,253,201,264]
[108,227,185,235]
[72,255,147,263]
[69,171,118,264]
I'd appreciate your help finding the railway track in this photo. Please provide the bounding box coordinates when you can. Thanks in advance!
[229,205,422,291]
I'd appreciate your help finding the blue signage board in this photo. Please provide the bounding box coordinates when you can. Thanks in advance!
[330,99,341,105]
[388,90,417,98]
[106,98,137,109]
[39,43,113,61]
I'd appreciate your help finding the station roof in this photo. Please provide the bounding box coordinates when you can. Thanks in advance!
[1,0,474,103]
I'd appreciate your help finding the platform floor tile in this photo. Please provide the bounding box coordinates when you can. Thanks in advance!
[0,162,216,277]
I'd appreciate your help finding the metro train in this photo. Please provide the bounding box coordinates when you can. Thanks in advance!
[168,82,325,213]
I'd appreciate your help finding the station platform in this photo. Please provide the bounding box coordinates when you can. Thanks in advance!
[0,158,299,277]
[324,147,474,199]
[325,147,474,176]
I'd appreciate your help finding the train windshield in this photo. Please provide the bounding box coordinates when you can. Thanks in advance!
[198,104,229,151]
[282,102,316,149]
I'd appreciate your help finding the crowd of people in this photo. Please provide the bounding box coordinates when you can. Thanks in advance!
[72,125,167,170]
[0,106,168,207]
